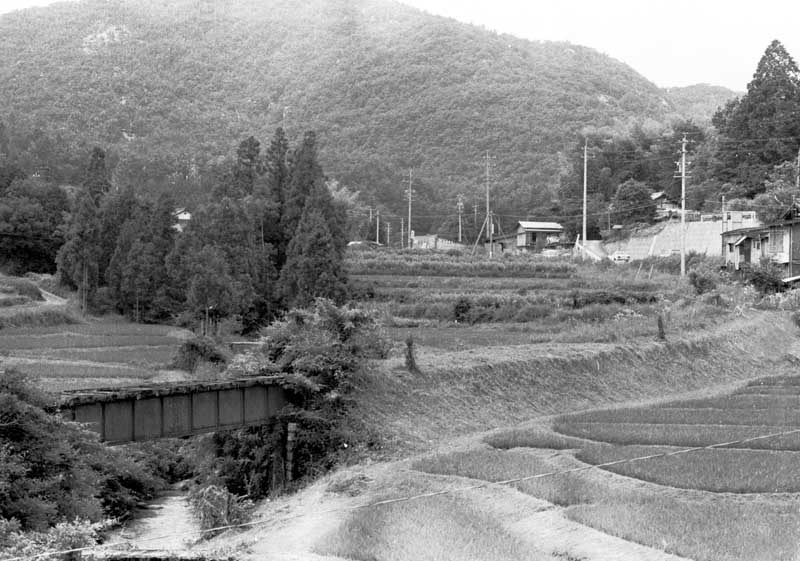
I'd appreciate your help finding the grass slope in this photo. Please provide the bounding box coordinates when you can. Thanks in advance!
[353,312,795,453]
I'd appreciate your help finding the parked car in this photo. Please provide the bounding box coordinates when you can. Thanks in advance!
[610,251,631,263]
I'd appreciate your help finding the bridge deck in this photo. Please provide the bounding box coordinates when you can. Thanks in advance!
[60,376,286,444]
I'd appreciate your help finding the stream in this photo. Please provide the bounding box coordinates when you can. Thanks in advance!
[106,487,201,552]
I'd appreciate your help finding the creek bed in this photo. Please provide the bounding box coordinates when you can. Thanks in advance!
[105,488,201,551]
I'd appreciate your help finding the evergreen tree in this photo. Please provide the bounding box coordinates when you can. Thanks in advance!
[280,183,347,307]
[281,131,323,243]
[232,135,261,197]
[258,127,289,208]
[186,245,236,335]
[97,184,138,284]
[712,40,800,195]
[56,191,102,312]
[84,147,111,202]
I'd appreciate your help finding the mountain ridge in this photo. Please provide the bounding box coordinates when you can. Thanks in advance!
[0,0,728,231]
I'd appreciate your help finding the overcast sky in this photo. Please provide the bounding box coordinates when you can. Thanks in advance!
[1,0,799,92]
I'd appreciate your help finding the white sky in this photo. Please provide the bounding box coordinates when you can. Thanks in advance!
[1,0,799,91]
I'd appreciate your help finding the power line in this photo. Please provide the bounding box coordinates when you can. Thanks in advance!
[14,424,800,561]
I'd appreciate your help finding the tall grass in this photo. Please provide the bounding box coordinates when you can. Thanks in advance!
[0,308,78,329]
[346,250,577,278]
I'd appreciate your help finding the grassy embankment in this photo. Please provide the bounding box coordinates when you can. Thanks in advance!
[313,250,800,561]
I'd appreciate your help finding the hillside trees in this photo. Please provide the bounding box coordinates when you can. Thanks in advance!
[612,179,656,225]
[46,129,348,329]
[279,183,347,307]
[0,178,68,274]
[56,191,101,312]
[712,40,800,196]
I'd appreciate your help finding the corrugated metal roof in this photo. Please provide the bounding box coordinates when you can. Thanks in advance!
[517,221,563,231]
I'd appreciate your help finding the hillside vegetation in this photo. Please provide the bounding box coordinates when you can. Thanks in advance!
[0,0,689,227]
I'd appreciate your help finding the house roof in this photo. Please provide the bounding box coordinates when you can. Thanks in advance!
[722,218,800,238]
[651,191,665,200]
[517,221,563,232]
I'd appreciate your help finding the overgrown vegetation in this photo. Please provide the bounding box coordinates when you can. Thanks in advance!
[193,300,386,509]
[0,369,162,547]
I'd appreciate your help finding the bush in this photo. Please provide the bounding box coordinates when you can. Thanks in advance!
[688,268,717,295]
[0,276,43,301]
[188,484,253,537]
[743,260,785,295]
[171,336,231,372]
[198,300,387,500]
[0,518,102,559]
[452,296,471,322]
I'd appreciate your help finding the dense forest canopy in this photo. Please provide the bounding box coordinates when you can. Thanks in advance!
[1,0,795,244]
[0,0,710,238]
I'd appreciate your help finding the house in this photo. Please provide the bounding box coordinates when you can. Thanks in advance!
[172,208,192,232]
[488,221,565,254]
[721,218,800,276]
[651,192,680,220]
[410,234,465,251]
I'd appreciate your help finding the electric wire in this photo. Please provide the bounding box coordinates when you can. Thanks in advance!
[10,423,800,561]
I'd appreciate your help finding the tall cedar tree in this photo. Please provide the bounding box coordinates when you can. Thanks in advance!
[97,184,138,283]
[254,127,290,267]
[233,136,261,197]
[56,191,102,311]
[280,183,347,307]
[712,40,800,196]
[84,147,111,202]
[106,194,176,320]
[281,131,323,243]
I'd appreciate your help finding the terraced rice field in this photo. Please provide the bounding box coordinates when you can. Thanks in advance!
[0,318,192,391]
[539,375,800,492]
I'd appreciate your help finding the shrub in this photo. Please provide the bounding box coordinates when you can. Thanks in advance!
[452,296,472,323]
[743,260,785,295]
[0,518,102,559]
[171,336,231,372]
[199,300,387,500]
[0,276,43,301]
[688,268,717,295]
[188,484,253,537]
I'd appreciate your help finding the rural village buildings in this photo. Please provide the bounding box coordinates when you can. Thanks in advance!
[721,208,800,276]
[488,221,566,255]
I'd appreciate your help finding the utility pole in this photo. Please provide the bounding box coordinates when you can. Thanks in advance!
[376,210,380,245]
[484,151,495,259]
[722,195,726,233]
[457,194,464,243]
[677,134,689,277]
[386,222,391,247]
[473,203,478,226]
[369,207,373,223]
[401,218,404,249]
[405,169,415,249]
[582,138,588,256]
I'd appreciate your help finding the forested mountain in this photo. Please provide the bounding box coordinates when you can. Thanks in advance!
[663,84,740,124]
[0,0,689,235]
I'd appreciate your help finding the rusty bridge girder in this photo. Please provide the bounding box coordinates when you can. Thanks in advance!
[60,377,286,444]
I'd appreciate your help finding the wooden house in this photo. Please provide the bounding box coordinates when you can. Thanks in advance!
[721,218,800,276]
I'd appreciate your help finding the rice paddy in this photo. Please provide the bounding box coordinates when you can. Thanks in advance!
[0,317,192,391]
